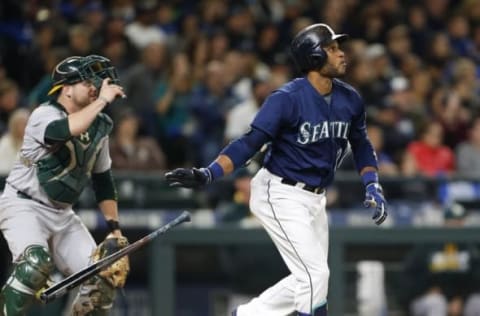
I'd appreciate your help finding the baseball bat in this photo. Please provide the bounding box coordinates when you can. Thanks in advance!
[39,211,191,304]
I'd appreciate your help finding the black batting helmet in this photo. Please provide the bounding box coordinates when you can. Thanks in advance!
[290,23,348,73]
[48,55,120,95]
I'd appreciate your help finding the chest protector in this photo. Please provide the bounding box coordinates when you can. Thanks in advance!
[36,113,113,206]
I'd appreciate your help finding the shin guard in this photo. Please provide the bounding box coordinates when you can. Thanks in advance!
[0,245,53,316]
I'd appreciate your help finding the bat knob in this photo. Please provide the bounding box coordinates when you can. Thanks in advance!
[36,291,48,303]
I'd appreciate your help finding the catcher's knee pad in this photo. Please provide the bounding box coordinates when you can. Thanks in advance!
[71,275,116,316]
[0,245,54,315]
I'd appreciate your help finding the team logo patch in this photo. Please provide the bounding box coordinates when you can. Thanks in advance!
[79,132,90,144]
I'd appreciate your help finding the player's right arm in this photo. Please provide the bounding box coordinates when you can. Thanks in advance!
[165,90,291,188]
[165,127,271,188]
[67,78,124,137]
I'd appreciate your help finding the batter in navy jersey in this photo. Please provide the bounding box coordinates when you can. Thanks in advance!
[166,23,388,316]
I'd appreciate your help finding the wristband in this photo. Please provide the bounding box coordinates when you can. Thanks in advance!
[207,162,224,181]
[107,219,120,232]
[361,171,379,186]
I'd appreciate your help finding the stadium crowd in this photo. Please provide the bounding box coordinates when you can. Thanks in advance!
[0,0,479,178]
[1,2,480,315]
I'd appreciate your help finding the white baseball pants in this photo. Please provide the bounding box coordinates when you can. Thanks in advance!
[236,168,329,316]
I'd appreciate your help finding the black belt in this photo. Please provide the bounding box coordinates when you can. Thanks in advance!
[280,178,325,194]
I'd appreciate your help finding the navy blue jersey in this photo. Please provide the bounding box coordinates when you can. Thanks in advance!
[251,77,377,187]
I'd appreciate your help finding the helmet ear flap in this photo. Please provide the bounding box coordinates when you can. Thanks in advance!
[308,50,327,70]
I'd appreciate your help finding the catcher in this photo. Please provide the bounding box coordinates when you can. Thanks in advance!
[0,55,129,315]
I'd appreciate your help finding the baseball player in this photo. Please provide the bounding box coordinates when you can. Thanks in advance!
[165,23,388,316]
[0,55,129,315]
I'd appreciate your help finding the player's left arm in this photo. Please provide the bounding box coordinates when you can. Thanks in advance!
[348,99,387,225]
[91,137,124,236]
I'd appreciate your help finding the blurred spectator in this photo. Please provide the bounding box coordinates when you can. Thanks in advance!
[67,24,94,56]
[0,108,30,174]
[423,0,451,32]
[399,202,480,316]
[367,124,399,176]
[188,60,240,165]
[223,49,253,102]
[0,79,22,135]
[431,88,471,149]
[27,48,68,108]
[371,76,416,161]
[110,109,166,171]
[403,121,455,177]
[446,14,474,58]
[385,24,412,68]
[225,78,273,142]
[215,168,253,224]
[225,3,256,52]
[449,57,480,112]
[79,2,106,51]
[119,41,168,121]
[255,23,284,67]
[153,52,194,168]
[100,14,137,74]
[124,0,167,50]
[426,33,453,84]
[456,117,480,177]
[407,5,431,57]
[363,43,395,106]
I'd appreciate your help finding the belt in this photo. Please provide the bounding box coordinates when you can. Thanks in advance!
[280,178,325,194]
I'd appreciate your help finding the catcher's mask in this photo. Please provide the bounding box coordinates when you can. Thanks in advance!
[48,55,120,95]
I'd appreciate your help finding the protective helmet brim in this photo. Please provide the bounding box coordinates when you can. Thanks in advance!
[332,34,349,43]
[47,84,64,96]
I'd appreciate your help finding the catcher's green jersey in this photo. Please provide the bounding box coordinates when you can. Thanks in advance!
[6,101,113,208]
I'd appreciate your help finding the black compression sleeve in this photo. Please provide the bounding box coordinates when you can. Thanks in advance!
[91,169,118,202]
[220,128,271,168]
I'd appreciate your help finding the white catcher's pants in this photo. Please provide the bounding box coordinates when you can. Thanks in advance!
[237,168,329,316]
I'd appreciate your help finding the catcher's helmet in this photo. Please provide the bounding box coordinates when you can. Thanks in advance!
[290,23,348,73]
[48,55,120,95]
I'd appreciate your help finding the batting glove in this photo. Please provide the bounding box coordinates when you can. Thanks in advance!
[364,182,388,225]
[165,167,212,188]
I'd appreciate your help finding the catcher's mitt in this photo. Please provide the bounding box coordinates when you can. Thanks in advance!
[92,235,130,288]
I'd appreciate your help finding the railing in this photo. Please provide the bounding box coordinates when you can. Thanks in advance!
[150,226,480,316]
